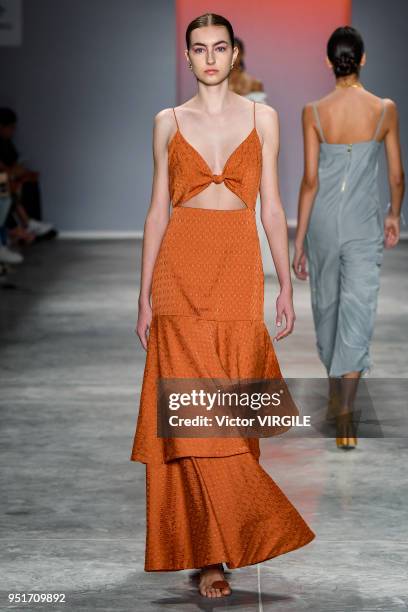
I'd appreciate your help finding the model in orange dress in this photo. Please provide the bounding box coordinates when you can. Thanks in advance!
[131,12,315,599]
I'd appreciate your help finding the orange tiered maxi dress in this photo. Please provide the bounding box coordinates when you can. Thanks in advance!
[131,101,315,571]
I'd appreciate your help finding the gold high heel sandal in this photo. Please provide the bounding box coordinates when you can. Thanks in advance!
[335,412,357,449]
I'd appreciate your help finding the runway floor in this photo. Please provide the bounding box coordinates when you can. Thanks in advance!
[1,237,407,611]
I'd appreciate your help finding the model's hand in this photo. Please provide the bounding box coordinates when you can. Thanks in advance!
[273,287,295,342]
[292,243,308,280]
[135,299,152,351]
[384,213,400,248]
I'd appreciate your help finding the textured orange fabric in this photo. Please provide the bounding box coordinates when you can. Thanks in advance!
[168,101,261,209]
[130,106,315,571]
[145,454,315,571]
[131,207,283,464]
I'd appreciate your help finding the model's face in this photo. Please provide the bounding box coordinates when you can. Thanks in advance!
[185,25,238,85]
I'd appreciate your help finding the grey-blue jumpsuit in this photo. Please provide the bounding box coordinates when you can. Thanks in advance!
[304,99,386,377]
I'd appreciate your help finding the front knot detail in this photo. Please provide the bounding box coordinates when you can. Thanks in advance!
[211,174,224,184]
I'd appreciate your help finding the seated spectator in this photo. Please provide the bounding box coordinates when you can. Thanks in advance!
[0,107,58,241]
[0,171,23,264]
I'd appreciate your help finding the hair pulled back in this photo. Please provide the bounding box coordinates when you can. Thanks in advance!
[185,13,235,50]
[327,26,364,77]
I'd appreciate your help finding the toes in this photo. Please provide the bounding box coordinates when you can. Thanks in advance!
[199,584,231,598]
[200,585,213,598]
[198,569,231,598]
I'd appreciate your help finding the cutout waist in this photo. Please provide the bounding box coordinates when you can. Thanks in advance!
[172,205,255,214]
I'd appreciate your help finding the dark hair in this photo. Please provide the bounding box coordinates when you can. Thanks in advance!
[0,107,17,127]
[327,26,364,78]
[185,13,234,50]
[234,36,246,70]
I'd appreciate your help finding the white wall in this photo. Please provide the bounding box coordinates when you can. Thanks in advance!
[0,0,176,233]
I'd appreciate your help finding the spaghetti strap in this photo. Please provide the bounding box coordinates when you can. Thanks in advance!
[172,107,179,130]
[253,101,256,128]
[312,103,325,143]
[373,99,386,141]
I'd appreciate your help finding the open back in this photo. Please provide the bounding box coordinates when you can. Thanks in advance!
[312,97,386,145]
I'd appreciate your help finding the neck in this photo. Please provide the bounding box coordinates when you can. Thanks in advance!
[335,75,362,88]
[195,80,237,115]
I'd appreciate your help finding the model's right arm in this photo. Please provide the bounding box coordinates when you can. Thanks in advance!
[382,99,405,248]
[292,104,320,281]
[136,109,173,350]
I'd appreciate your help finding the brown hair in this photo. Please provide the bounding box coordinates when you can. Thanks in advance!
[327,26,365,78]
[185,13,235,50]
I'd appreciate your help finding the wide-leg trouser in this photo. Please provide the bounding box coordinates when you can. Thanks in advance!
[306,237,383,377]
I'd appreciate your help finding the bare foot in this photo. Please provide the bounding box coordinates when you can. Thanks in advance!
[198,563,231,598]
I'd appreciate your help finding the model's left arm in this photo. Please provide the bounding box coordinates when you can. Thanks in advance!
[382,98,405,248]
[258,104,294,341]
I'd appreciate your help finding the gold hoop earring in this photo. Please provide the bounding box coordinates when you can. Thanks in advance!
[188,63,192,70]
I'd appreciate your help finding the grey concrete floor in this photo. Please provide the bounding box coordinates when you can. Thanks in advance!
[1,238,407,612]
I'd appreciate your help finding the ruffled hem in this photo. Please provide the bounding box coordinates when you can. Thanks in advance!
[130,313,290,465]
[144,453,316,571]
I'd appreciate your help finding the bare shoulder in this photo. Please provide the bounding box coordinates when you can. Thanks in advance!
[255,102,279,129]
[302,92,339,122]
[153,107,176,131]
[382,97,398,115]
[364,91,397,112]
[304,99,319,109]
[253,104,279,149]
[369,96,398,128]
[301,100,320,123]
[383,97,397,106]
[151,107,179,150]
